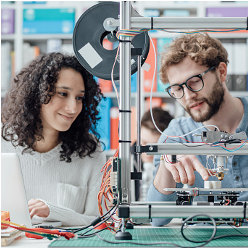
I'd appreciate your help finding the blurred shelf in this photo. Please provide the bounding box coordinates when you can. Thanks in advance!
[103,92,137,98]
[1,34,15,41]
[20,1,97,8]
[1,3,16,9]
[23,34,73,41]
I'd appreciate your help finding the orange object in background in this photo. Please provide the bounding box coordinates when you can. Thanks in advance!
[110,107,119,150]
[1,211,10,229]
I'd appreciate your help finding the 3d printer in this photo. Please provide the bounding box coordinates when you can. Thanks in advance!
[72,1,248,241]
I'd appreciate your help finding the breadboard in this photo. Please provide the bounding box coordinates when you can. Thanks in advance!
[48,227,248,248]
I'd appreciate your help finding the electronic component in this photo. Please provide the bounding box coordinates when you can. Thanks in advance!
[164,187,247,206]
[201,131,247,143]
[110,158,121,205]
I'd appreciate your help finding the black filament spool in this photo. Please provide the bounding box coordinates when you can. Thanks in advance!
[73,1,150,80]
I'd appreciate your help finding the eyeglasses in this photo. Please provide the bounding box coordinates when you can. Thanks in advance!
[165,66,215,99]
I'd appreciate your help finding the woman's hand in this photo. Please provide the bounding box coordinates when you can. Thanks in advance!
[28,199,50,218]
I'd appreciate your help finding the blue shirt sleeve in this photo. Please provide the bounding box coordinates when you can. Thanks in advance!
[147,99,248,226]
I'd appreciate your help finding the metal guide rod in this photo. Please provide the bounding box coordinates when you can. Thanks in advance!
[146,143,248,155]
[108,17,247,29]
[119,1,131,203]
[109,17,247,29]
[129,204,248,218]
[136,54,142,173]
[131,17,247,29]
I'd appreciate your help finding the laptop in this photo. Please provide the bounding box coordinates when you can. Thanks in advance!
[1,153,62,228]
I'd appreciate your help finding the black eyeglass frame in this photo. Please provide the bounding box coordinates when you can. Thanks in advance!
[165,66,216,99]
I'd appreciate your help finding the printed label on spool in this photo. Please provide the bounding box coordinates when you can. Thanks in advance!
[78,42,103,69]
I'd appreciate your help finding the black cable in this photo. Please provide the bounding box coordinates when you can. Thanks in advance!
[119,140,131,143]
[78,227,108,238]
[78,205,118,236]
[228,223,247,235]
[118,39,131,43]
[97,227,247,248]
[98,204,118,220]
[72,204,118,234]
[64,225,91,233]
[96,213,247,248]
[212,139,244,145]
[180,214,217,245]
[78,210,116,236]
[97,233,181,247]
[119,109,131,113]
[181,214,248,246]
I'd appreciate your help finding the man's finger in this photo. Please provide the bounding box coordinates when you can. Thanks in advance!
[165,162,181,183]
[190,155,209,180]
[179,156,196,185]
[175,162,188,184]
[184,164,196,186]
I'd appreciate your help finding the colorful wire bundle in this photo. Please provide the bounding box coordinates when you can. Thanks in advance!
[116,29,142,39]
[98,149,121,231]
[1,220,75,240]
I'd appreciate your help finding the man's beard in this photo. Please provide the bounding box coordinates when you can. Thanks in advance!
[185,76,225,122]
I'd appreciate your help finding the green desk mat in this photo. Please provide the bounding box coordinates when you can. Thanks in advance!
[49,227,248,248]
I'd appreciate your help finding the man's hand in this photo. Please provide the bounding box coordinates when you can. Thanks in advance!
[164,155,209,186]
[154,155,209,195]
[28,199,50,218]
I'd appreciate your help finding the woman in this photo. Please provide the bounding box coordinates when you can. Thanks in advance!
[1,52,106,226]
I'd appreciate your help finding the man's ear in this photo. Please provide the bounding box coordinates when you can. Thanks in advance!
[217,62,227,83]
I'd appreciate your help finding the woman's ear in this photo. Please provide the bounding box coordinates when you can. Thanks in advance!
[217,62,227,83]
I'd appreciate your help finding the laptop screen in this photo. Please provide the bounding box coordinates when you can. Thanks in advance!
[1,153,32,227]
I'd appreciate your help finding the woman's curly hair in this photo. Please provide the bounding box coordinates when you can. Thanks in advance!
[160,33,229,83]
[2,52,103,162]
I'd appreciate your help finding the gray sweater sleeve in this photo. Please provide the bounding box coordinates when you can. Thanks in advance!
[45,151,106,226]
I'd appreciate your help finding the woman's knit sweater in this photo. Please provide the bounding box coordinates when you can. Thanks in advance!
[2,139,106,226]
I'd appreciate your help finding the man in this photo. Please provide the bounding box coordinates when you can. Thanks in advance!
[147,33,248,226]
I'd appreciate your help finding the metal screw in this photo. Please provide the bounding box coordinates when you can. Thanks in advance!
[107,20,112,25]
